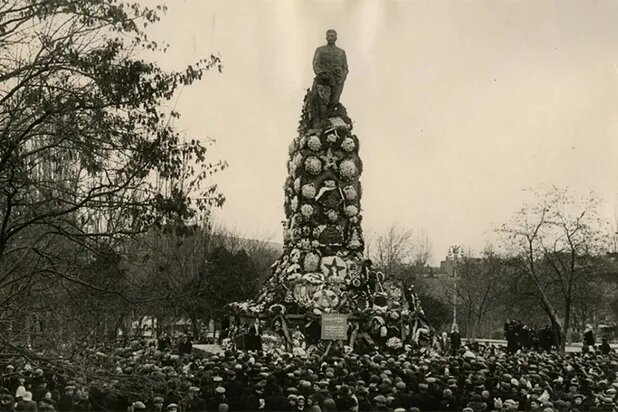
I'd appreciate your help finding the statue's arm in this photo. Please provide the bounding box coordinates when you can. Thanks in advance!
[342,50,349,78]
[312,48,322,75]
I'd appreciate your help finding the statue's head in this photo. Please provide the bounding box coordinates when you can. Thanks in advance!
[326,29,337,45]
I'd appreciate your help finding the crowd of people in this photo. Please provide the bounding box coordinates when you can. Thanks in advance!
[1,330,618,412]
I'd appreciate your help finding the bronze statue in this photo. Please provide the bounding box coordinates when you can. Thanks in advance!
[313,29,349,115]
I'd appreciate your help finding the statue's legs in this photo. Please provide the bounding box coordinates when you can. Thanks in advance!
[328,82,344,114]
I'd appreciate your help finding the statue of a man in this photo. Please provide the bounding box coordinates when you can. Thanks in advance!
[313,29,349,114]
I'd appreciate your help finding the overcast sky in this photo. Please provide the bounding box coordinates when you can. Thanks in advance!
[147,0,618,263]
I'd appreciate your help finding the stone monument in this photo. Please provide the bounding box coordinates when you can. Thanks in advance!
[229,31,428,353]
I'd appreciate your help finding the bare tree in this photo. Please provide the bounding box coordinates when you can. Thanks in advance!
[453,248,510,339]
[498,186,610,350]
[370,224,434,282]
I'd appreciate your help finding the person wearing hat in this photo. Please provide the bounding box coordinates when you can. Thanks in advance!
[372,395,388,412]
[16,392,37,412]
[150,396,165,412]
[57,385,75,412]
[600,338,612,355]
[263,383,288,411]
[241,381,265,411]
[0,394,15,412]
[165,403,178,412]
[571,393,586,412]
[583,324,596,352]
[133,401,147,411]
[183,386,206,412]
[205,387,226,412]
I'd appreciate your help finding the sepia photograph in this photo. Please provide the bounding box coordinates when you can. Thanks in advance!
[1,1,618,411]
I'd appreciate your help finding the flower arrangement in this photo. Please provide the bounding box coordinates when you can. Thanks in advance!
[343,185,357,200]
[344,205,358,217]
[293,153,303,170]
[312,289,339,309]
[348,229,362,249]
[302,272,324,284]
[294,178,301,193]
[341,137,355,152]
[324,179,336,189]
[290,196,299,212]
[297,238,311,250]
[339,160,357,180]
[268,303,285,316]
[386,337,403,349]
[288,140,297,156]
[313,226,325,239]
[300,204,314,218]
[303,252,321,272]
[326,209,339,222]
[307,135,322,151]
[304,156,322,175]
[301,184,316,199]
[290,248,301,263]
[326,132,338,143]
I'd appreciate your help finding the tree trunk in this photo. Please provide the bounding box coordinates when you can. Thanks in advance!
[563,298,571,351]
[529,274,565,351]
[471,315,481,341]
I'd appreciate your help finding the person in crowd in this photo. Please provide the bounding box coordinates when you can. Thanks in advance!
[177,335,193,356]
[15,392,37,412]
[600,338,612,354]
[157,333,171,352]
[584,324,596,352]
[449,323,461,355]
[57,385,74,412]
[0,394,15,412]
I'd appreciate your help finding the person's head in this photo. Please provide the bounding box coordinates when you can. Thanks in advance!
[326,29,337,45]
[218,403,229,412]
[133,401,146,411]
[322,397,337,412]
[1,395,13,405]
[296,395,305,409]
[188,387,199,399]
[530,399,540,409]
[574,395,583,405]
[44,392,53,401]
[374,395,387,408]
[153,397,164,409]
[166,403,179,412]
[22,392,33,402]
[287,394,297,407]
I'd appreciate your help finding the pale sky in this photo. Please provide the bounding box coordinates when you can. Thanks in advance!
[147,0,618,263]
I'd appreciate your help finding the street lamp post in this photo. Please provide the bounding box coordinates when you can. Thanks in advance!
[449,245,463,327]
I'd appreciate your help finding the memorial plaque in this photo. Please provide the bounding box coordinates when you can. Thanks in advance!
[321,313,348,340]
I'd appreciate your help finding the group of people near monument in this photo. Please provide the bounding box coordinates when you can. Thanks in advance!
[2,331,618,412]
[504,321,613,355]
